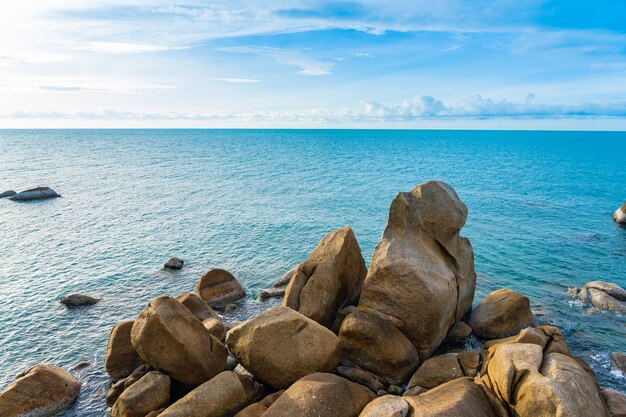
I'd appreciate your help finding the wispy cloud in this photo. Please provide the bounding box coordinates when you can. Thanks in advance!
[218,46,333,76]
[67,41,187,54]
[0,50,72,64]
[207,77,261,83]
[1,76,177,95]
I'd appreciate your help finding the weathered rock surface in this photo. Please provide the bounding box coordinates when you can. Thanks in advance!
[234,390,284,417]
[262,373,375,417]
[226,306,340,388]
[60,293,100,307]
[446,321,473,344]
[469,289,533,339]
[106,364,151,407]
[10,187,60,201]
[612,352,626,374]
[358,395,410,417]
[195,268,246,307]
[106,320,145,380]
[336,366,385,393]
[164,257,184,270]
[176,292,218,321]
[602,388,626,417]
[283,226,367,327]
[0,190,16,198]
[159,371,248,417]
[568,281,626,314]
[614,202,626,224]
[339,181,476,382]
[203,318,225,340]
[0,364,81,417]
[111,371,170,417]
[407,353,464,390]
[131,295,227,386]
[257,267,295,301]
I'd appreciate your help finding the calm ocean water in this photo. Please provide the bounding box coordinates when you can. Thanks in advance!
[0,129,625,414]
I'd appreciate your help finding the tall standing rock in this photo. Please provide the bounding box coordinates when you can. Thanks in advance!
[339,181,476,382]
[283,226,367,327]
[105,320,145,380]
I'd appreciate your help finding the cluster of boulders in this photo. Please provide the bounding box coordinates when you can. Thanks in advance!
[568,281,626,314]
[0,186,60,201]
[1,181,625,417]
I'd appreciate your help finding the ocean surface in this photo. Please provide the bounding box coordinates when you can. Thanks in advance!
[0,129,625,415]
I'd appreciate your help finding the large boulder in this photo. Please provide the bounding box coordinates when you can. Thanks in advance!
[176,292,218,321]
[339,181,476,382]
[358,395,410,417]
[131,296,227,386]
[159,371,248,417]
[195,268,246,308]
[106,364,150,407]
[226,306,341,388]
[262,373,375,417]
[407,353,464,390]
[283,226,367,327]
[568,281,626,314]
[614,202,626,224]
[602,389,626,417]
[111,371,170,417]
[468,289,533,339]
[234,390,285,417]
[0,364,81,417]
[105,320,145,380]
[10,187,60,201]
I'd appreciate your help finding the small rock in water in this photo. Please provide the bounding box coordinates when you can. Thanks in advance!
[611,352,626,374]
[0,190,16,198]
[568,281,626,314]
[60,293,100,307]
[257,287,286,301]
[69,362,93,371]
[224,303,239,313]
[10,187,60,201]
[613,202,626,224]
[163,257,184,270]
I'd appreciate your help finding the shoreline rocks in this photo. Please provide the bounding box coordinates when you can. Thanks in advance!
[60,293,100,307]
[568,281,626,314]
[468,289,534,340]
[10,186,60,201]
[105,320,145,380]
[195,268,246,308]
[613,202,626,224]
[164,257,184,270]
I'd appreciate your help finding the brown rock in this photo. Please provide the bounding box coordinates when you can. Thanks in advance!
[111,371,170,417]
[336,366,385,393]
[0,365,81,417]
[106,320,145,380]
[358,395,410,417]
[283,226,367,327]
[612,352,626,374]
[468,289,533,339]
[226,306,340,388]
[614,202,626,224]
[331,305,357,334]
[203,318,226,340]
[234,390,284,417]
[402,386,427,397]
[131,296,227,386]
[176,292,218,321]
[106,364,151,407]
[195,268,246,307]
[446,321,473,344]
[407,353,463,390]
[568,281,626,313]
[602,388,626,417]
[159,371,248,417]
[262,373,375,417]
[164,257,184,270]
[457,351,480,377]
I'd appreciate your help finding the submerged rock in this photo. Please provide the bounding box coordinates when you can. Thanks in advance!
[195,268,246,308]
[60,293,100,307]
[163,257,184,270]
[568,281,626,314]
[0,364,81,417]
[10,186,60,201]
[0,190,16,198]
[614,202,626,224]
[468,289,533,340]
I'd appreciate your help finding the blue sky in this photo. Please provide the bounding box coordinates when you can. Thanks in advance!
[1,0,625,128]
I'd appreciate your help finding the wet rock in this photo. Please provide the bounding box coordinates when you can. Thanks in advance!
[468,289,533,340]
[60,293,100,307]
[359,395,410,417]
[407,353,464,390]
[195,268,246,308]
[224,303,239,313]
[614,202,626,224]
[0,190,16,198]
[0,364,80,417]
[10,186,60,201]
[611,352,626,374]
[111,371,170,417]
[176,292,218,321]
[163,257,184,270]
[107,365,151,407]
[446,321,473,344]
[335,366,385,393]
[387,385,404,395]
[602,388,626,417]
[568,281,626,314]
[106,320,145,380]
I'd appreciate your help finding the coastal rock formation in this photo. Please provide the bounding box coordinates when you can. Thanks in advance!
[0,364,81,417]
[159,371,248,417]
[195,268,246,308]
[10,186,60,201]
[283,226,367,327]
[0,190,16,198]
[59,293,100,307]
[359,395,410,417]
[339,181,476,382]
[106,365,150,407]
[611,352,626,374]
[131,295,227,386]
[176,292,218,321]
[602,389,626,417]
[335,366,385,393]
[110,371,170,417]
[257,267,295,301]
[203,318,225,340]
[164,257,184,270]
[105,320,145,380]
[614,202,626,224]
[468,289,533,339]
[261,373,375,417]
[234,390,284,417]
[226,306,340,388]
[568,281,626,314]
[446,320,473,344]
[407,353,464,390]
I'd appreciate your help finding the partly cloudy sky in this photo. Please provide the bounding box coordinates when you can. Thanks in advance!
[1,0,625,128]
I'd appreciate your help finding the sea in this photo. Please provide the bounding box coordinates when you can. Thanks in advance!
[0,129,624,415]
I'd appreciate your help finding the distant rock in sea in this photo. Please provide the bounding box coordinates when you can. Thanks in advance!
[568,281,626,313]
[60,293,100,307]
[10,187,60,201]
[0,190,16,198]
[614,202,626,224]
[163,257,184,270]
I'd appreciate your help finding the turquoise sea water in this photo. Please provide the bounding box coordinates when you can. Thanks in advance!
[0,129,625,414]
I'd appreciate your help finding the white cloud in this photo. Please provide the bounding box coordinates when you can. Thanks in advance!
[217,46,333,76]
[1,75,177,94]
[0,50,72,64]
[207,77,261,83]
[67,41,186,54]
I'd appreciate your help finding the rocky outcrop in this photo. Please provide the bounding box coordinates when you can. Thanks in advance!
[614,202,626,224]
[105,320,145,380]
[283,226,367,327]
[407,353,464,390]
[336,366,385,393]
[159,371,248,417]
[226,306,340,388]
[339,181,476,382]
[195,268,246,308]
[359,395,410,417]
[0,190,16,198]
[234,390,285,417]
[111,371,170,417]
[60,293,100,307]
[446,320,473,344]
[602,388,626,417]
[106,364,150,407]
[258,267,295,301]
[261,373,375,417]
[176,292,218,321]
[0,364,81,417]
[568,281,626,314]
[131,296,227,386]
[10,187,60,201]
[468,289,533,339]
[164,257,184,270]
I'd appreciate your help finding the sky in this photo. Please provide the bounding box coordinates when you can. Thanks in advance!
[1,0,625,129]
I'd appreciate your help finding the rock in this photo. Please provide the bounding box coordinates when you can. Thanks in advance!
[10,187,60,201]
[407,353,464,390]
[568,281,626,314]
[234,390,284,417]
[236,372,264,403]
[0,190,16,198]
[336,366,385,393]
[203,318,225,340]
[614,202,626,224]
[468,289,533,339]
[131,295,227,386]
[226,306,341,388]
[257,287,286,301]
[602,388,626,417]
[159,371,248,417]
[283,226,367,327]
[146,410,165,417]
[262,373,375,417]
[59,293,100,307]
[176,292,218,321]
[106,320,145,380]
[457,351,480,378]
[585,281,626,301]
[612,352,626,374]
[331,305,356,334]
[403,378,500,417]
[0,364,80,417]
[339,181,476,382]
[359,395,410,417]
[224,303,238,313]
[69,361,92,371]
[164,257,184,270]
[402,386,427,397]
[387,385,404,395]
[111,371,170,417]
[107,365,151,407]
[446,321,473,344]
[195,268,246,308]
